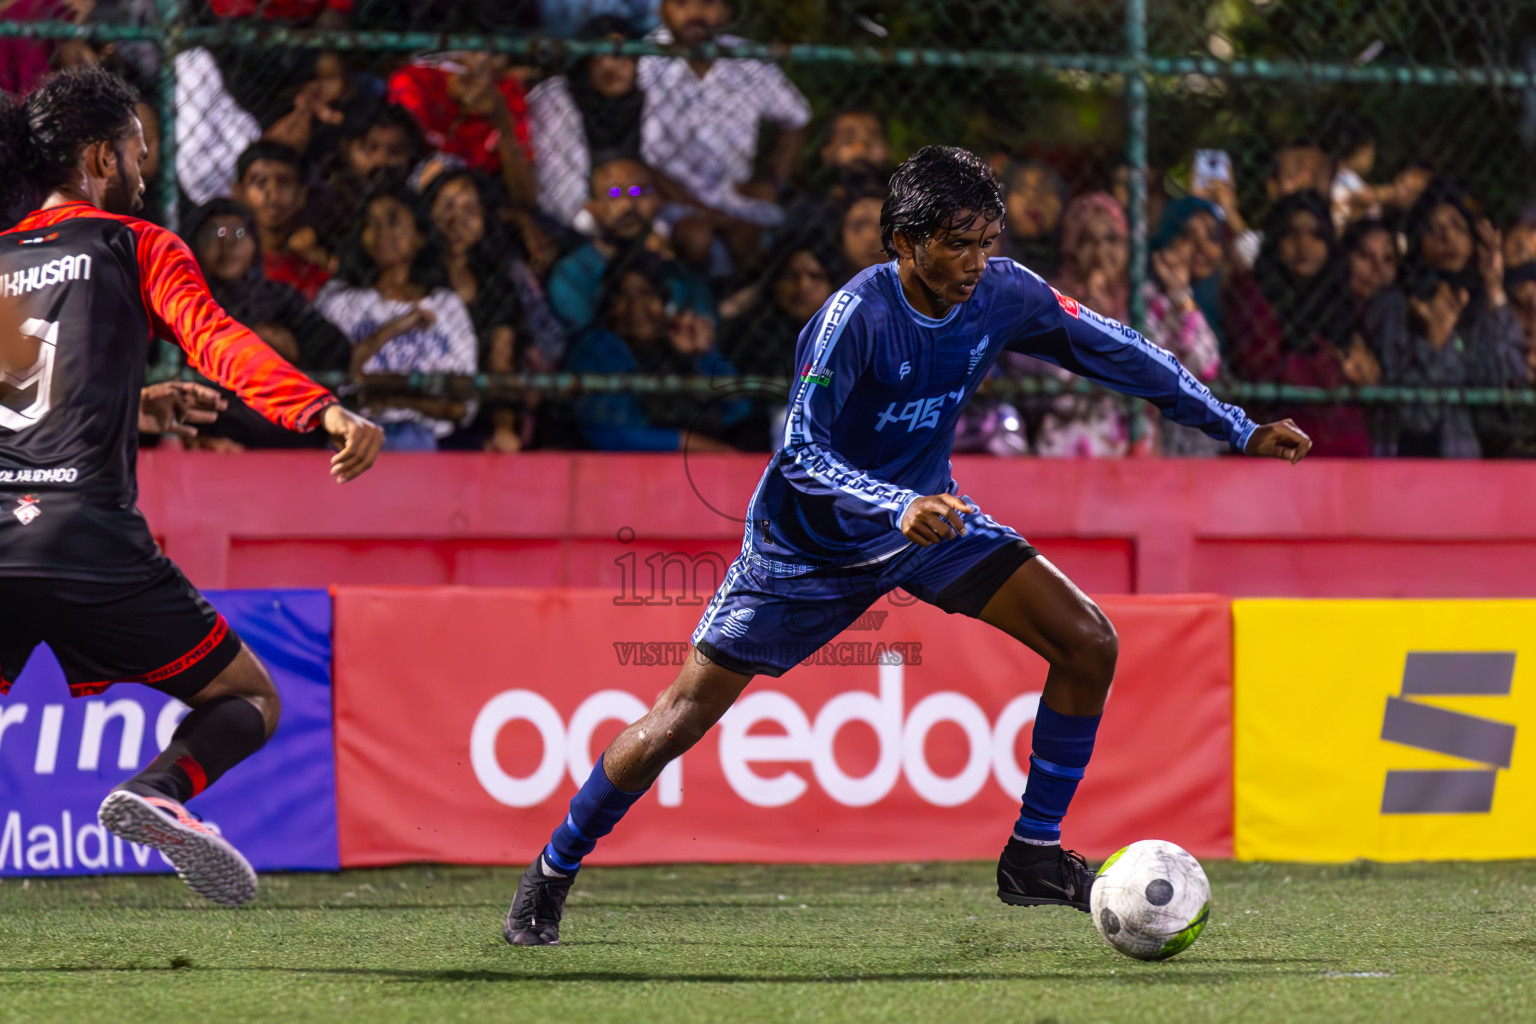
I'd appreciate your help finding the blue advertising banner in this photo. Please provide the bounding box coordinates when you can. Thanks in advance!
[0,590,338,876]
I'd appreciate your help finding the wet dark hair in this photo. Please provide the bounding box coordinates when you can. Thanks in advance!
[331,183,445,292]
[880,145,1003,258]
[236,141,303,184]
[0,66,141,228]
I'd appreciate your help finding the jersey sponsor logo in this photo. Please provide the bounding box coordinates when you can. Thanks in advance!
[875,394,949,433]
[0,318,58,432]
[0,254,91,298]
[0,467,78,484]
[1051,286,1081,319]
[11,494,39,525]
[14,232,59,247]
[899,360,912,378]
[799,365,833,387]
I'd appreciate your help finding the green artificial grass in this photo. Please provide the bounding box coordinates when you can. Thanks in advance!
[1,860,1532,1023]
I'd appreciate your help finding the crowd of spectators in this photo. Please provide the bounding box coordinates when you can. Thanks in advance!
[9,0,1536,458]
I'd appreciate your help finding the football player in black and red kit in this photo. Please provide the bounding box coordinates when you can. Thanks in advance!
[0,67,384,905]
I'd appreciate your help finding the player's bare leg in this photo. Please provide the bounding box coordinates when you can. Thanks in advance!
[504,653,752,945]
[99,645,281,906]
[979,555,1117,912]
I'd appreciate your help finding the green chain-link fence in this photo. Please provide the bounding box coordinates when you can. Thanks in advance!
[5,1,1536,454]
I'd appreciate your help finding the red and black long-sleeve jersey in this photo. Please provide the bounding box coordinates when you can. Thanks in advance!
[0,201,338,581]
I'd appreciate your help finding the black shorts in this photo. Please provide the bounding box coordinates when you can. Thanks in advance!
[0,562,242,701]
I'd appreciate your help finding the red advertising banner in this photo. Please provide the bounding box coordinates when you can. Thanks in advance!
[333,588,1232,867]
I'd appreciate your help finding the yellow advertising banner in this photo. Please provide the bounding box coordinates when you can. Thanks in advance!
[1234,600,1534,861]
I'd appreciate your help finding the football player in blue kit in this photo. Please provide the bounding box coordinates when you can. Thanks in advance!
[503,146,1311,945]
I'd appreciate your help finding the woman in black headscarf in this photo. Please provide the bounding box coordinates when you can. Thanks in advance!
[1363,179,1526,457]
[527,16,646,231]
[1233,189,1374,456]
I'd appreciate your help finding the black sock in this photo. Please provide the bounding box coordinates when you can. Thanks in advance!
[123,696,269,803]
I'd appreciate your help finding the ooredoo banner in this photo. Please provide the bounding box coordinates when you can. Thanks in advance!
[0,590,339,876]
[1234,599,1536,862]
[333,587,1232,866]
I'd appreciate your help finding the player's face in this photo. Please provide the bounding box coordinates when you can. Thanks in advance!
[430,176,485,258]
[194,214,257,284]
[102,118,148,217]
[361,195,424,270]
[911,211,1001,306]
[1278,208,1330,280]
[773,249,832,324]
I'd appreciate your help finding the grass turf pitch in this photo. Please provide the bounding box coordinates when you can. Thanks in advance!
[1,860,1531,1023]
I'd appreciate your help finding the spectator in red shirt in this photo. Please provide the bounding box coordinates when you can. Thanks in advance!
[388,53,554,271]
[231,142,330,301]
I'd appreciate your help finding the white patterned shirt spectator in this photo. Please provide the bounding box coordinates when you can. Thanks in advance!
[637,27,810,227]
[175,48,261,207]
[315,284,479,441]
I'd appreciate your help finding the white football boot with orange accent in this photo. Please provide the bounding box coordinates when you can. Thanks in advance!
[98,790,258,906]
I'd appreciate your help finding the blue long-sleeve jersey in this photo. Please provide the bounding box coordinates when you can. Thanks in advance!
[744,257,1258,575]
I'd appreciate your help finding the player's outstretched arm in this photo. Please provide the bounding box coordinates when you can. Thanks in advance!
[1244,418,1312,464]
[321,404,384,483]
[138,382,227,438]
[133,224,338,434]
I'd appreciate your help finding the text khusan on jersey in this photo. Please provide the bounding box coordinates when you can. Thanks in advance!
[0,255,92,298]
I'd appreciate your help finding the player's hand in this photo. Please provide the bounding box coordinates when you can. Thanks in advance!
[322,403,384,483]
[900,493,975,547]
[138,382,226,438]
[1244,419,1312,464]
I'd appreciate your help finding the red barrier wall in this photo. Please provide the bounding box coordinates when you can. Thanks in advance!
[332,588,1233,866]
[138,450,1536,596]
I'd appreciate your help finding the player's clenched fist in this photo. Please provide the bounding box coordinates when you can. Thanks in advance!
[900,493,976,547]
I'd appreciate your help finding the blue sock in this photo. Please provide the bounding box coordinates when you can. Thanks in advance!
[1013,704,1102,844]
[543,757,648,874]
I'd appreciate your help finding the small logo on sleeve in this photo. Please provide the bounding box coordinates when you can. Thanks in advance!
[15,232,59,246]
[12,495,41,525]
[800,365,833,387]
[1051,287,1081,318]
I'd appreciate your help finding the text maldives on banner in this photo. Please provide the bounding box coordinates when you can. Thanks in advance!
[333,588,1232,867]
[1234,599,1535,862]
[0,590,339,876]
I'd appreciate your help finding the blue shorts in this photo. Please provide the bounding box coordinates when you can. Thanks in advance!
[690,498,1038,677]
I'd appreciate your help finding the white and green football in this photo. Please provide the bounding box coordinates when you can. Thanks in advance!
[1090,839,1211,961]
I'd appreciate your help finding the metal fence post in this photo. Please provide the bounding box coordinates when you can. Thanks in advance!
[154,0,180,233]
[1124,0,1150,443]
